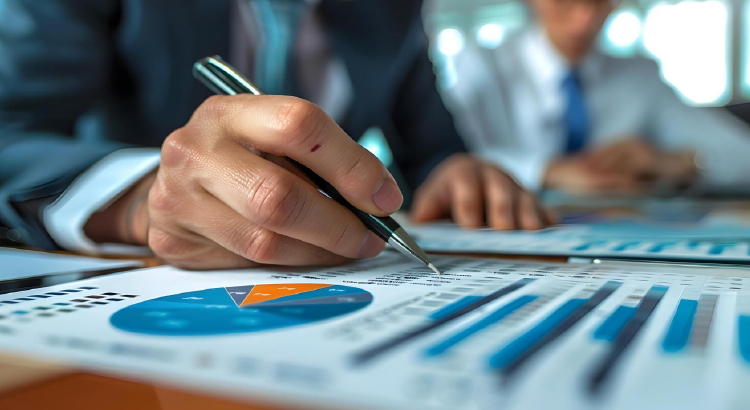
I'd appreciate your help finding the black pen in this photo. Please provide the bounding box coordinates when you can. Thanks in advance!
[193,56,441,274]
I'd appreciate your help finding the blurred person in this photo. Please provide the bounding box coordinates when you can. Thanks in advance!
[444,0,750,195]
[0,0,553,270]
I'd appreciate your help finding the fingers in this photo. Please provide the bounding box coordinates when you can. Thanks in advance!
[146,227,259,270]
[654,152,698,182]
[411,154,553,231]
[516,191,544,230]
[192,95,402,216]
[410,156,485,228]
[161,128,384,260]
[588,140,657,177]
[449,162,485,228]
[152,95,395,270]
[411,179,450,223]
[482,166,516,230]
[182,190,378,265]
[483,165,549,230]
[149,180,380,267]
[586,172,648,194]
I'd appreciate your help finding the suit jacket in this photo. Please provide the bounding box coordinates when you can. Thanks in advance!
[0,0,466,249]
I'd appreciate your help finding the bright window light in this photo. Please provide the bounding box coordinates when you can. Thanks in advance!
[358,128,393,168]
[606,11,642,47]
[476,23,505,49]
[643,1,728,105]
[436,28,465,56]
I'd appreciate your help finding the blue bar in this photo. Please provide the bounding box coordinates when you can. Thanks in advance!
[739,315,750,364]
[424,295,538,358]
[429,296,484,320]
[488,298,587,369]
[649,242,677,253]
[572,241,608,251]
[709,243,736,255]
[662,299,699,353]
[593,306,637,342]
[613,242,642,252]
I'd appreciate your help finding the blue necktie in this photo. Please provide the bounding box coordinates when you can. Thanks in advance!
[561,70,589,154]
[248,0,306,96]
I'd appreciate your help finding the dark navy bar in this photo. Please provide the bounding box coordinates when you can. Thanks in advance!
[489,298,586,370]
[588,285,668,393]
[491,281,622,379]
[425,295,538,357]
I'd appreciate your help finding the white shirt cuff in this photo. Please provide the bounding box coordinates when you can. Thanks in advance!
[43,148,161,255]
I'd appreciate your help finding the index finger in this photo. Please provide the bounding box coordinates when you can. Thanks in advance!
[196,95,403,216]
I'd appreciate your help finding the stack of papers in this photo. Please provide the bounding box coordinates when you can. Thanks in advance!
[0,252,747,410]
[403,222,750,263]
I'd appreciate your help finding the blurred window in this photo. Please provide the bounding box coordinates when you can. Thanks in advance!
[426,0,737,107]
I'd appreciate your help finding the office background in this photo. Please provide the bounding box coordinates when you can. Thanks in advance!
[424,0,747,107]
[354,0,750,172]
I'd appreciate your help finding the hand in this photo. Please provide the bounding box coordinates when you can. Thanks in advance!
[587,139,697,182]
[544,155,644,194]
[410,154,555,230]
[544,139,698,194]
[85,95,403,269]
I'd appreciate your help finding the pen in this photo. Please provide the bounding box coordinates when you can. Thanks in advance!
[193,55,441,274]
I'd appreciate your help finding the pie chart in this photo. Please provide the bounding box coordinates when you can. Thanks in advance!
[110,283,373,336]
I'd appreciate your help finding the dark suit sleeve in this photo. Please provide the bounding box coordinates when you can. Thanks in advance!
[389,24,467,191]
[0,0,126,249]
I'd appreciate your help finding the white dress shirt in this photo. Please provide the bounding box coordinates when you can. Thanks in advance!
[43,1,352,254]
[444,25,750,191]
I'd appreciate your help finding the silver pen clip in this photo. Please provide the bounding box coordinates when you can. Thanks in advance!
[193,56,265,97]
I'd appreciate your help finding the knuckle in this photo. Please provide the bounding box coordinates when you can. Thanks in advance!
[194,95,236,124]
[148,178,179,214]
[274,99,326,147]
[243,229,281,263]
[225,224,260,257]
[161,128,195,169]
[148,229,190,258]
[246,173,301,229]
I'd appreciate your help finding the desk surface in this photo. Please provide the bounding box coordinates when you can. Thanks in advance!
[0,250,564,410]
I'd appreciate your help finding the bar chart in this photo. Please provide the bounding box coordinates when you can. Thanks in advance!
[347,263,750,410]
[2,255,750,410]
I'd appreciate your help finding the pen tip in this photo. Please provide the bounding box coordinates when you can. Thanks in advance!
[428,263,442,275]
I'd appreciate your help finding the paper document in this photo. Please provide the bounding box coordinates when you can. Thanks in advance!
[403,222,750,263]
[0,248,143,281]
[0,251,748,410]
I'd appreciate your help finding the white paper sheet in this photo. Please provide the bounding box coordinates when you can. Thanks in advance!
[401,222,750,263]
[0,251,748,410]
[0,248,143,281]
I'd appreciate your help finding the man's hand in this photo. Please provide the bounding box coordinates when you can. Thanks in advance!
[410,154,555,230]
[85,95,403,269]
[544,139,698,194]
